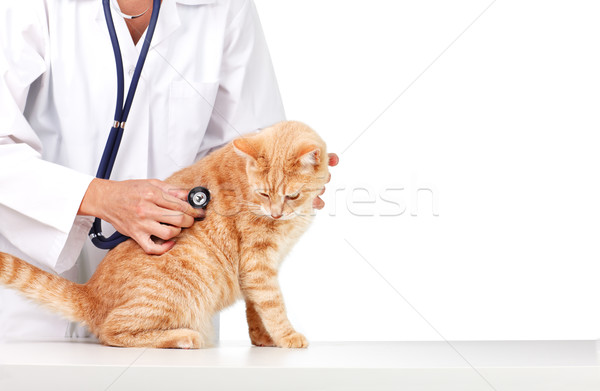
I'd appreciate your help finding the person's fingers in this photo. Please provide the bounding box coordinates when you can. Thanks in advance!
[328,153,339,167]
[129,232,156,254]
[130,224,178,255]
[312,153,336,212]
[166,188,188,201]
[313,196,325,210]
[158,240,177,254]
[154,189,202,219]
[105,179,210,254]
[150,222,182,241]
[139,236,176,255]
[151,207,195,228]
[148,180,200,217]
[195,208,207,220]
[151,180,189,201]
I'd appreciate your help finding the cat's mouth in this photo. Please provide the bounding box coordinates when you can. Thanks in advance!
[258,205,296,221]
[271,213,296,221]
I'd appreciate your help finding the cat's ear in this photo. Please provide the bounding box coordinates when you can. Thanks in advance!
[297,145,321,170]
[233,138,259,162]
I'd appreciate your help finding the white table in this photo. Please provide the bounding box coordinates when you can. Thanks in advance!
[1,340,599,390]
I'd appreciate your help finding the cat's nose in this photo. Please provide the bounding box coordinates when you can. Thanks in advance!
[271,213,283,219]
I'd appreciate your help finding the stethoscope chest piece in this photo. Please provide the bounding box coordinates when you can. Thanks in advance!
[188,186,211,209]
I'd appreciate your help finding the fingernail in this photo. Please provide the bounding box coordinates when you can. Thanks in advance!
[165,240,176,251]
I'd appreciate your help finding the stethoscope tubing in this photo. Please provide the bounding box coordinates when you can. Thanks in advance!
[90,0,162,249]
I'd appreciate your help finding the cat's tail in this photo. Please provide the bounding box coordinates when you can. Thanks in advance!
[0,252,89,324]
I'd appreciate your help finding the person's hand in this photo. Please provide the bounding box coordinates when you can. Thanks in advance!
[79,178,203,254]
[313,153,339,210]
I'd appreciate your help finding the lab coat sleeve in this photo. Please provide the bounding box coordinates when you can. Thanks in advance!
[195,0,286,158]
[0,1,95,274]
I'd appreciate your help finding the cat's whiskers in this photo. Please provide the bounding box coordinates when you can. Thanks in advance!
[235,203,260,211]
[292,213,312,223]
[232,200,263,212]
[234,201,271,218]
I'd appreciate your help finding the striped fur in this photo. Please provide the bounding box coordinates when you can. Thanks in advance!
[0,121,328,349]
[0,253,89,323]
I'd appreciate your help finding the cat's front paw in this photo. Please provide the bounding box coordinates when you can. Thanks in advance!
[276,331,308,348]
[250,329,275,347]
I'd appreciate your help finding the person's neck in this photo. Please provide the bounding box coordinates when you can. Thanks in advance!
[117,0,156,46]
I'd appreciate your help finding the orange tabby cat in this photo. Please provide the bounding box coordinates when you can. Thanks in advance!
[0,121,329,349]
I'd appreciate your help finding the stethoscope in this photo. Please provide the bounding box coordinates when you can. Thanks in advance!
[90,0,210,250]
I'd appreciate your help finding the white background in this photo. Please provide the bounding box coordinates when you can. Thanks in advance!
[220,0,600,341]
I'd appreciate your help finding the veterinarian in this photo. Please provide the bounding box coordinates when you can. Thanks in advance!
[0,0,337,340]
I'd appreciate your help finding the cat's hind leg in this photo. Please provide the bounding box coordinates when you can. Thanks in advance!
[98,308,207,349]
[100,328,203,349]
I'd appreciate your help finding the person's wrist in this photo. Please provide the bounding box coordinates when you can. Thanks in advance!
[78,178,108,218]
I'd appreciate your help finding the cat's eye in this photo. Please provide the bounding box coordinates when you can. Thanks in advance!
[286,192,300,200]
[257,191,269,198]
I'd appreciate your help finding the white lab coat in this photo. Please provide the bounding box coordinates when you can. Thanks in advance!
[0,0,285,339]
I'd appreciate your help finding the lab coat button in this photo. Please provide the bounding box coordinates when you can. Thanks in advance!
[129,67,135,77]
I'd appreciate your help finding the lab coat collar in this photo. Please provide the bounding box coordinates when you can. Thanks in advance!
[94,0,216,19]
[150,0,181,49]
[175,0,217,4]
[94,0,212,50]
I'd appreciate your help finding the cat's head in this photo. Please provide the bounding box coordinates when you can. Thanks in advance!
[233,121,329,221]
